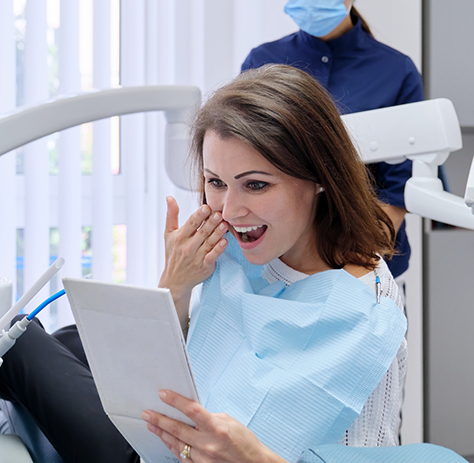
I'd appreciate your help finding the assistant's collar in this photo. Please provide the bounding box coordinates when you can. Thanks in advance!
[298,16,366,54]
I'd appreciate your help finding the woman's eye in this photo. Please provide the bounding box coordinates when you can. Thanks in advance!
[208,178,226,189]
[246,181,269,191]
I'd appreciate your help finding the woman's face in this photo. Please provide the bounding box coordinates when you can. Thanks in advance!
[203,131,321,271]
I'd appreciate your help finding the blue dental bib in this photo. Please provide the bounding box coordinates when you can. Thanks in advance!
[187,236,406,462]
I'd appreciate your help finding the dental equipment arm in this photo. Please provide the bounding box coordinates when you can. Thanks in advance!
[0,258,64,332]
[464,156,474,214]
[342,98,474,229]
[0,289,66,366]
[0,259,65,366]
[0,86,201,190]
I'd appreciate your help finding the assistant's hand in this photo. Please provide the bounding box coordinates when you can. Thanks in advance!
[142,390,286,463]
[159,197,228,326]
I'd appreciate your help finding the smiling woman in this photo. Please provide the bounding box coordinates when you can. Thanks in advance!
[148,64,408,463]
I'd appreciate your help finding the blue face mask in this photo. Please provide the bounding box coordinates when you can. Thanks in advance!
[284,0,353,38]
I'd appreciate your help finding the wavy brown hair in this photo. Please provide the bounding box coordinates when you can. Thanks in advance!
[190,64,394,270]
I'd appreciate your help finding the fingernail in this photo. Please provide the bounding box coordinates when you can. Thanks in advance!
[147,423,157,432]
[219,223,226,230]
[201,205,210,214]
[213,212,220,221]
[159,390,167,400]
[220,239,227,247]
[142,412,150,421]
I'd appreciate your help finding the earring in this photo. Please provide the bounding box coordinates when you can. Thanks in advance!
[319,186,324,193]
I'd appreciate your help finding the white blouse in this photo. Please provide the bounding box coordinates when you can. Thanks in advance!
[262,257,407,447]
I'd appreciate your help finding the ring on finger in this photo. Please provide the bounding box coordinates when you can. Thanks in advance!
[180,443,191,459]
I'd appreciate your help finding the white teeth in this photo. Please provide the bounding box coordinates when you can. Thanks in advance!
[233,225,263,233]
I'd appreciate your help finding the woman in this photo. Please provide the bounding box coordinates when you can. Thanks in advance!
[142,64,407,463]
[241,0,425,279]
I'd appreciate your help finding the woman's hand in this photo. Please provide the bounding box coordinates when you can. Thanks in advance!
[142,390,285,463]
[159,196,228,326]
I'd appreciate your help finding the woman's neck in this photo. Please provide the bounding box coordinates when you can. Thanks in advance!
[279,247,332,276]
[279,246,375,279]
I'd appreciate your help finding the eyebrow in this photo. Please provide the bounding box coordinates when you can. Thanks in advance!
[204,168,273,180]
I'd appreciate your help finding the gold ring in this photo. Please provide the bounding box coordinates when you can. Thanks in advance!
[180,443,191,459]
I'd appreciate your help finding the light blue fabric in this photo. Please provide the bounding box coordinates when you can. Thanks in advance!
[297,443,468,463]
[284,0,350,37]
[188,235,407,463]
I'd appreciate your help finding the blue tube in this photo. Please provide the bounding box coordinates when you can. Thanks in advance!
[27,289,66,321]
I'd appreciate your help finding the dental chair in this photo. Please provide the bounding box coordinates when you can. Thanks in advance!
[0,401,60,463]
[0,88,472,462]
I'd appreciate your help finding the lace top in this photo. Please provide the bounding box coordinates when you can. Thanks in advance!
[262,258,407,447]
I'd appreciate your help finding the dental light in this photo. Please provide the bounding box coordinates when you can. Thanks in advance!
[0,87,472,228]
[341,98,474,229]
[0,85,201,190]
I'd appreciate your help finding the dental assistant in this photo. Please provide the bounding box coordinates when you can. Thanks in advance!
[241,0,424,279]
[142,64,407,463]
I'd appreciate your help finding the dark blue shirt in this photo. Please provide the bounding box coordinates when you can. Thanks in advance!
[241,17,424,278]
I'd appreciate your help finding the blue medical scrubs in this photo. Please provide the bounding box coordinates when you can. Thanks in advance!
[241,16,424,278]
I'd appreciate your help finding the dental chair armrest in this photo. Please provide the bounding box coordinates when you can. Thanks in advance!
[0,435,34,463]
[405,177,474,229]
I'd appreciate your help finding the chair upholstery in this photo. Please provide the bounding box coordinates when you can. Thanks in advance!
[0,400,63,463]
[0,435,34,463]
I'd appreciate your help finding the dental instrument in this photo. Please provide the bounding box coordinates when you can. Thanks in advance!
[0,289,65,367]
[0,258,65,367]
[0,257,64,333]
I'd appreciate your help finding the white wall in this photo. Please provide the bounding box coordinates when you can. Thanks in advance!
[355,0,422,71]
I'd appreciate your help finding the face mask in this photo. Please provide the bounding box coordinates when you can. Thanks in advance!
[284,0,353,38]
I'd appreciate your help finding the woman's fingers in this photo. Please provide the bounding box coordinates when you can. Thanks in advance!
[143,390,271,463]
[164,196,180,235]
[143,410,196,447]
[144,422,197,463]
[178,204,212,239]
[151,427,196,462]
[203,234,228,266]
[172,206,227,258]
[160,390,214,431]
[199,213,228,254]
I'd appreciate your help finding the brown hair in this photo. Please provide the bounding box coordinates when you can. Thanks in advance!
[190,64,394,270]
[351,6,373,36]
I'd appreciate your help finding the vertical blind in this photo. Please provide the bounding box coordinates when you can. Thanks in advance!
[0,3,16,322]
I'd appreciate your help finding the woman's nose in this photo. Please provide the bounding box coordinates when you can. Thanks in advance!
[221,191,248,223]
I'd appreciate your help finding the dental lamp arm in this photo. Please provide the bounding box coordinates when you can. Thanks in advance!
[342,99,474,229]
[0,85,201,190]
[464,155,474,214]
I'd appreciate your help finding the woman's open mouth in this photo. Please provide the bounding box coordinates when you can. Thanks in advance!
[233,225,268,247]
